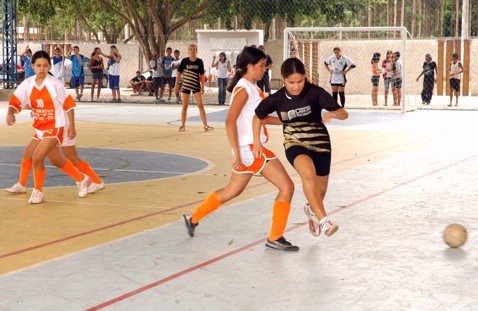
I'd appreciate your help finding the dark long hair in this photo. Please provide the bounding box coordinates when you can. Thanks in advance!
[227,47,266,92]
[281,57,306,78]
[371,52,381,63]
[32,50,50,64]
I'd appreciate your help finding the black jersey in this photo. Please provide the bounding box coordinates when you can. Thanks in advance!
[255,82,341,153]
[178,57,205,91]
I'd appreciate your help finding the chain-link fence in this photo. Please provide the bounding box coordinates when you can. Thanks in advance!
[4,1,478,108]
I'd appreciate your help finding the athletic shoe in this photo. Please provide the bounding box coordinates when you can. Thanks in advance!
[5,182,27,194]
[77,175,91,198]
[87,181,105,194]
[265,236,299,252]
[183,214,197,237]
[303,203,320,236]
[319,217,339,237]
[28,189,44,204]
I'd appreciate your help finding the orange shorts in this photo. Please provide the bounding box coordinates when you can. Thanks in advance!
[33,127,64,145]
[233,144,277,175]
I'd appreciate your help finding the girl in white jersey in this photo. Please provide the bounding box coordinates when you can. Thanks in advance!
[324,47,356,107]
[182,47,299,251]
[6,50,92,204]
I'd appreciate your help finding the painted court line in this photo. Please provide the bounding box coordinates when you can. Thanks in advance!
[86,153,478,310]
[0,144,449,261]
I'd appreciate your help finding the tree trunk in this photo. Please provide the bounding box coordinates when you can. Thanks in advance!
[411,0,416,37]
[455,0,460,37]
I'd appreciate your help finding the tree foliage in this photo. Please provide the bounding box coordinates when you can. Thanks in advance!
[17,0,475,59]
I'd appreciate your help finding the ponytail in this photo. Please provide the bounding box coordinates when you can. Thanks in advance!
[226,46,265,93]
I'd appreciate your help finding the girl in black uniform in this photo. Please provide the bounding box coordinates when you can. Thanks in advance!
[253,58,348,237]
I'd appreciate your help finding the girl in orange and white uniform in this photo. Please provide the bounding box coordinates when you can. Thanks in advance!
[5,120,105,196]
[6,50,91,204]
[182,47,298,251]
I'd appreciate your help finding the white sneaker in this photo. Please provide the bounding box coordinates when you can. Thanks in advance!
[28,189,44,204]
[77,175,91,198]
[6,182,27,194]
[319,217,339,237]
[87,181,105,194]
[303,203,320,236]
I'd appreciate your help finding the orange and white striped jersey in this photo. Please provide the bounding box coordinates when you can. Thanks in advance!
[230,78,268,147]
[9,75,76,131]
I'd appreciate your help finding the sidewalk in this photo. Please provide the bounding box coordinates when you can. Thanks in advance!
[68,86,230,106]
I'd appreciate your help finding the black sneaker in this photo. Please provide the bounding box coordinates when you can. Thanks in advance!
[183,214,197,237]
[265,236,299,252]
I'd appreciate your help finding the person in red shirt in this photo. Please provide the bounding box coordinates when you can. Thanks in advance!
[6,50,91,204]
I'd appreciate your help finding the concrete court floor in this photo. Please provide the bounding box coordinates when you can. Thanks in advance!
[0,100,477,310]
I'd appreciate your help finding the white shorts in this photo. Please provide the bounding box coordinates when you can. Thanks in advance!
[33,125,77,146]
[232,144,277,175]
[62,126,76,147]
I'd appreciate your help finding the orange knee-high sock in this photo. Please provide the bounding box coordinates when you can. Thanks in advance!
[59,159,84,182]
[76,160,102,183]
[19,158,33,186]
[33,169,46,191]
[191,192,222,224]
[269,201,291,241]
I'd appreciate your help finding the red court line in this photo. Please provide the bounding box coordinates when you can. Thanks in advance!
[0,180,271,260]
[86,153,478,310]
[0,143,453,260]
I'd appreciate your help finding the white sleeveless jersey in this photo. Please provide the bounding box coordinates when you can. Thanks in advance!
[450,61,461,80]
[230,78,267,147]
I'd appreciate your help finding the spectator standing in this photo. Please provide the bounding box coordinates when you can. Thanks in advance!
[89,47,104,102]
[129,70,146,95]
[174,44,213,132]
[256,45,273,96]
[171,49,182,103]
[68,46,88,101]
[51,46,65,85]
[149,51,164,103]
[161,47,175,102]
[21,47,35,79]
[392,51,403,106]
[416,53,438,105]
[211,52,232,105]
[448,52,464,107]
[370,52,381,106]
[324,47,356,107]
[382,50,395,106]
[102,45,122,103]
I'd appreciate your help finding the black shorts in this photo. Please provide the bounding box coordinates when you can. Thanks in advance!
[450,78,460,91]
[285,145,332,176]
[392,77,402,89]
[153,77,161,90]
[371,76,380,87]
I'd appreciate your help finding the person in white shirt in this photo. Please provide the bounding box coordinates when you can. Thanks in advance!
[448,52,464,107]
[51,46,65,85]
[392,51,403,106]
[171,49,182,103]
[211,52,232,105]
[324,47,356,107]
